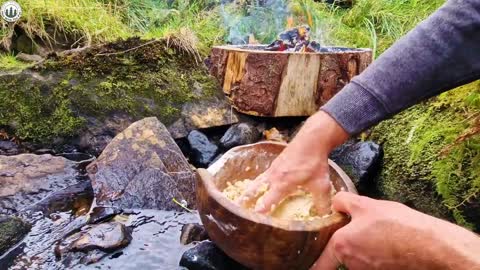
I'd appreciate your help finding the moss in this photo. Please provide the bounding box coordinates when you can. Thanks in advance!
[0,217,31,254]
[370,81,480,231]
[0,37,218,146]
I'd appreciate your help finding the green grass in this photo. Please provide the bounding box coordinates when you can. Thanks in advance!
[0,54,31,71]
[290,0,445,56]
[0,0,446,60]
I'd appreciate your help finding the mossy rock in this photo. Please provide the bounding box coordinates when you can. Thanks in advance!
[0,216,31,255]
[370,81,480,232]
[0,37,236,153]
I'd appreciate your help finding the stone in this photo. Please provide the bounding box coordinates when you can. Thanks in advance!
[180,223,209,245]
[77,113,135,156]
[26,180,94,216]
[330,141,383,193]
[0,154,81,214]
[179,241,247,270]
[0,140,21,155]
[168,97,240,139]
[187,130,219,168]
[16,53,43,63]
[220,123,260,150]
[87,117,196,211]
[56,222,132,255]
[263,127,288,143]
[0,216,31,255]
[88,207,122,224]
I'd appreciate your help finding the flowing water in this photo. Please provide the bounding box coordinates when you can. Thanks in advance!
[0,209,200,270]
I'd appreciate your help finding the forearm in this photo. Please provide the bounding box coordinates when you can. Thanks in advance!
[412,213,480,269]
[323,0,480,135]
[433,220,480,269]
[287,111,349,157]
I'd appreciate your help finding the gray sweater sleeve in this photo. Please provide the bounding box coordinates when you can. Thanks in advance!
[322,0,480,135]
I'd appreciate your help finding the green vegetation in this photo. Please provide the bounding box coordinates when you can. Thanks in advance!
[0,0,222,55]
[290,0,444,56]
[371,81,480,230]
[0,38,219,143]
[0,53,31,71]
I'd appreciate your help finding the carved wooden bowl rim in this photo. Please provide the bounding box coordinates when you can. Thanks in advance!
[213,45,372,55]
[198,141,358,232]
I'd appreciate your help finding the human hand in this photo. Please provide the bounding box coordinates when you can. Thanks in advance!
[312,192,480,270]
[237,111,349,215]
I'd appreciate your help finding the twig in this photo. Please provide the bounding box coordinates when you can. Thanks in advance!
[95,39,160,57]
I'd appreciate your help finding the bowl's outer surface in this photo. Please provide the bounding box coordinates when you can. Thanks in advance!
[196,142,357,270]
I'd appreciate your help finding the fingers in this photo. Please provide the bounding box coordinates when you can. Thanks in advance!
[237,174,269,206]
[254,187,287,214]
[305,175,333,216]
[310,235,341,270]
[332,191,367,217]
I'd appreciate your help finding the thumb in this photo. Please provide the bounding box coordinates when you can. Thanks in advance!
[310,234,341,270]
[332,191,365,217]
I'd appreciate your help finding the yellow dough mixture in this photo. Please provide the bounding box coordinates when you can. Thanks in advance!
[222,179,320,221]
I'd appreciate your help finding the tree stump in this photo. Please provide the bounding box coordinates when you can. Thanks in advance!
[209,45,372,117]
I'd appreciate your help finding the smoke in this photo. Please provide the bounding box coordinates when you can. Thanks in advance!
[220,0,290,45]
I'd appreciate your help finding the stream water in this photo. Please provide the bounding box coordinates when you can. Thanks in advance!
[0,209,200,270]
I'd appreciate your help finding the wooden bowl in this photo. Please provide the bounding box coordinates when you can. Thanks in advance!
[196,141,357,270]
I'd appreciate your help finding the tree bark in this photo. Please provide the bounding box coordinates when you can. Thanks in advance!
[209,45,373,117]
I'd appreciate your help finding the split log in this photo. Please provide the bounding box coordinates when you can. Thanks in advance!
[209,45,372,117]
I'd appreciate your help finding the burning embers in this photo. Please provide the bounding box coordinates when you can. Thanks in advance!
[265,25,321,53]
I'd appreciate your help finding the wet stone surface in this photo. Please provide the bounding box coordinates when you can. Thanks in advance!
[330,140,383,194]
[220,123,260,150]
[0,216,31,255]
[0,154,85,215]
[180,241,247,270]
[180,223,209,245]
[0,140,22,156]
[88,206,123,224]
[187,130,219,168]
[87,117,197,211]
[1,210,201,269]
[55,221,132,264]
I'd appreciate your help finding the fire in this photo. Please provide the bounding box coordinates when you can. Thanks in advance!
[287,16,294,29]
[265,25,321,53]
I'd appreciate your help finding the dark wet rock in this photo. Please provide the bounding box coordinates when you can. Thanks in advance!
[5,210,200,269]
[0,216,31,255]
[26,180,94,216]
[77,113,135,156]
[55,222,132,266]
[87,117,196,211]
[188,130,219,168]
[0,154,81,214]
[56,222,132,254]
[330,141,383,193]
[180,223,209,245]
[16,53,43,63]
[0,140,21,156]
[220,123,260,150]
[33,148,56,155]
[168,96,240,139]
[88,207,122,224]
[179,241,247,270]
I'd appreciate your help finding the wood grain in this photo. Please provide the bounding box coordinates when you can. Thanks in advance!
[209,45,373,117]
